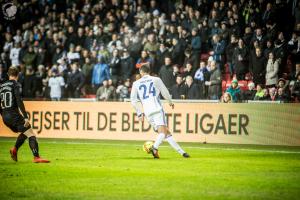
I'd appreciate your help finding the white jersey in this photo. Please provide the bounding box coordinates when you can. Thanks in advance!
[130,75,172,117]
[48,76,65,99]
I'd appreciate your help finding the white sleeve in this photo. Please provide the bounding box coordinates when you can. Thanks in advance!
[130,83,143,116]
[60,77,65,86]
[156,78,172,104]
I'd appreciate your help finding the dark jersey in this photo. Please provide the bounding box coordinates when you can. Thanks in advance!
[0,80,28,118]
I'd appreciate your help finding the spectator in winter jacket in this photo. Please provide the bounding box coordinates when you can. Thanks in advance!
[226,35,238,77]
[22,66,37,98]
[250,47,267,85]
[136,50,153,69]
[92,56,110,91]
[171,75,186,99]
[96,80,114,101]
[242,82,256,101]
[206,61,222,100]
[265,52,279,87]
[233,38,249,80]
[22,46,37,69]
[116,79,131,101]
[194,61,209,98]
[120,49,134,81]
[171,37,184,66]
[211,34,226,71]
[159,57,176,92]
[67,62,85,98]
[226,79,241,102]
[191,28,201,67]
[108,49,121,86]
[184,76,201,99]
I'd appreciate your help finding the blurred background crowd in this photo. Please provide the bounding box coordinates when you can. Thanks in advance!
[0,0,300,102]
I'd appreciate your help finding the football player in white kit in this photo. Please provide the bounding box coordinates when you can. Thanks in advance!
[130,65,190,158]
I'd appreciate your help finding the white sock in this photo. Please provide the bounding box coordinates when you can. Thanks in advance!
[165,135,185,155]
[153,133,165,149]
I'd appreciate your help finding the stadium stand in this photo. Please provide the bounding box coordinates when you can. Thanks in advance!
[0,0,300,102]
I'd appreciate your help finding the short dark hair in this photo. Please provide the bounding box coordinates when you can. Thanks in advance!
[140,64,151,74]
[8,66,19,77]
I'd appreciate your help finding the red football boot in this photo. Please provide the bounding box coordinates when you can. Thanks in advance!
[33,156,50,163]
[10,147,18,162]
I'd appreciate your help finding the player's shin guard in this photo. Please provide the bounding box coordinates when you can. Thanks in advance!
[153,133,165,149]
[28,136,39,157]
[15,133,28,150]
[165,135,185,155]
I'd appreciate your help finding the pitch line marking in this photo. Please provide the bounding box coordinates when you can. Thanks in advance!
[1,140,299,154]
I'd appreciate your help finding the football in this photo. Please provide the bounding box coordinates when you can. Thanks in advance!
[143,141,154,153]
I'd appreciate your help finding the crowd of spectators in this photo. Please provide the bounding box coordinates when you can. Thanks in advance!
[0,0,300,102]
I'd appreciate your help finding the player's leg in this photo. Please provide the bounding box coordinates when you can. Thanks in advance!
[10,133,28,161]
[23,128,50,163]
[150,125,168,158]
[2,113,27,161]
[164,131,190,158]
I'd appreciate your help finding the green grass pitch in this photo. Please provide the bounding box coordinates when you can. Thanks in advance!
[0,138,300,200]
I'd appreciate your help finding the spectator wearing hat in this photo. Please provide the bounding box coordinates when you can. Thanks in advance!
[277,78,290,99]
[226,79,241,103]
[48,69,65,101]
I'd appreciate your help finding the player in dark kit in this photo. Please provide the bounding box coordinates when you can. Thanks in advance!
[0,67,50,163]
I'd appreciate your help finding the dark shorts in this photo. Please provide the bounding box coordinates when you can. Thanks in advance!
[2,112,31,133]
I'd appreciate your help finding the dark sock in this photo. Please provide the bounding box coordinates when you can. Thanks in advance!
[15,133,28,150]
[29,136,39,157]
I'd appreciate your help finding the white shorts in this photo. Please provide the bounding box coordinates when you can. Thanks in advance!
[146,110,167,131]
